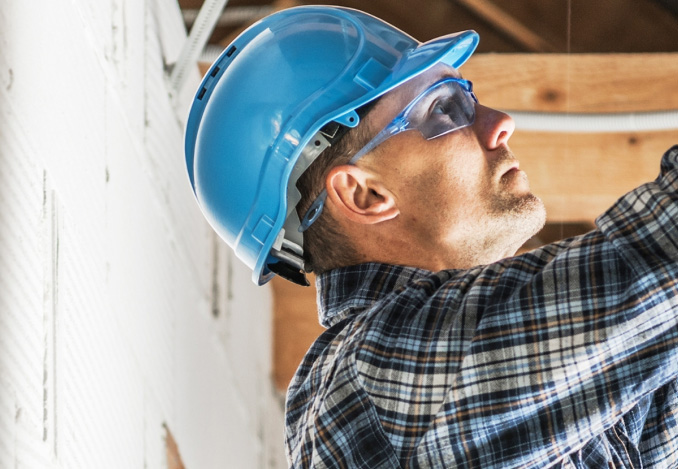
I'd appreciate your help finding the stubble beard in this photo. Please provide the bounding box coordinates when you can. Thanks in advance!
[484,148,547,253]
[451,152,546,267]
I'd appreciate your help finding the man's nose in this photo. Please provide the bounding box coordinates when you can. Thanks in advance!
[474,104,516,150]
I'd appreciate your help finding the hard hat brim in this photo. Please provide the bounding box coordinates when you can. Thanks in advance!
[392,31,479,85]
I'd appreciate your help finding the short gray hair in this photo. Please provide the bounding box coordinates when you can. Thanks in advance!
[295,103,378,274]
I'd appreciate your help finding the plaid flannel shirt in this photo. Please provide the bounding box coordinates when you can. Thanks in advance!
[285,145,678,468]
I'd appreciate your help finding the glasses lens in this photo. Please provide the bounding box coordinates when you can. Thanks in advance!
[405,79,476,140]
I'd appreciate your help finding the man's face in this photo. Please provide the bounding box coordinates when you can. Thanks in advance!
[358,65,546,268]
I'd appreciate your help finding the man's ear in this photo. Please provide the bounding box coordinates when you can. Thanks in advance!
[325,165,399,225]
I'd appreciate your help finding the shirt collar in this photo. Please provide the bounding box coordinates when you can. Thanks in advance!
[316,263,433,328]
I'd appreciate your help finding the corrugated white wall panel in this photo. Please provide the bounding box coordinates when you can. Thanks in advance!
[0,96,52,469]
[57,214,146,469]
[0,0,286,467]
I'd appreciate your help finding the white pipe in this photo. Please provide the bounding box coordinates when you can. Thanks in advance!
[508,110,678,133]
[170,0,230,94]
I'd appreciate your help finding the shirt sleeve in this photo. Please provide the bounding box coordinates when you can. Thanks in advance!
[639,378,678,465]
[411,145,678,468]
[597,144,678,276]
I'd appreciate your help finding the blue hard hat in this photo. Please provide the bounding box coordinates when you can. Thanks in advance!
[185,5,479,285]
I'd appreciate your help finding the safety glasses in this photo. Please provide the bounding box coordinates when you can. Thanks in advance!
[299,77,478,232]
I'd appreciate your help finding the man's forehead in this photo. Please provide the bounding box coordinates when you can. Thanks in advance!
[416,63,463,84]
[394,64,461,97]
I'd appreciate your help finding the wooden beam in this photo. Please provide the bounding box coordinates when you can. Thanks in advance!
[456,0,558,52]
[271,274,323,391]
[513,130,675,222]
[463,53,678,112]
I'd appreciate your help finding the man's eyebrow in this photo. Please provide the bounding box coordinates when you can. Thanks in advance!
[441,71,463,80]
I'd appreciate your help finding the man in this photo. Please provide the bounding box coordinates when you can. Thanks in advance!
[185,6,678,468]
[295,63,546,275]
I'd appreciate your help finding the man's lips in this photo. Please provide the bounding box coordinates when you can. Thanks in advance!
[491,147,522,182]
[498,160,521,180]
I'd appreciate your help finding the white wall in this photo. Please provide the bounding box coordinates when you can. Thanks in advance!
[0,0,286,467]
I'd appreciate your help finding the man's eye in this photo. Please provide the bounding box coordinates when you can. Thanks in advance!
[432,102,447,115]
[430,97,456,118]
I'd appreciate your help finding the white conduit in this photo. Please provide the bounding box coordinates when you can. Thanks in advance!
[507,110,678,133]
[170,0,230,94]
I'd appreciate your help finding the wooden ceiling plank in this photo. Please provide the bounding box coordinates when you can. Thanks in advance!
[463,53,678,113]
[512,130,675,223]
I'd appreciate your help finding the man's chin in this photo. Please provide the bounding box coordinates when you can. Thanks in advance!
[515,194,547,238]
[496,192,547,242]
